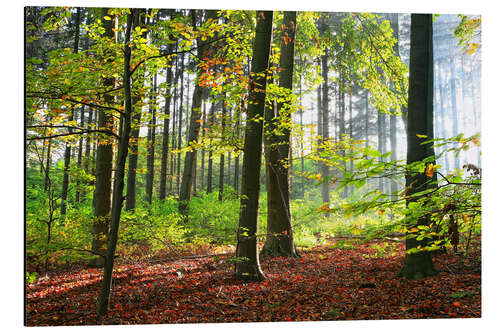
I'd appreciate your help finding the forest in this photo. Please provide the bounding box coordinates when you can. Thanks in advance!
[24,5,482,327]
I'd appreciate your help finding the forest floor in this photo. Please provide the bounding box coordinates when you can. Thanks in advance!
[25,237,481,326]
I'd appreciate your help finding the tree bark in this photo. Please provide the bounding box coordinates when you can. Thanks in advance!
[97,9,134,316]
[90,9,114,266]
[399,14,438,279]
[320,51,330,213]
[145,74,157,204]
[235,10,273,281]
[159,41,175,200]
[262,11,298,257]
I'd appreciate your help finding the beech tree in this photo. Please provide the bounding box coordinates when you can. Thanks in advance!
[90,8,114,266]
[399,14,438,279]
[235,10,274,281]
[262,11,298,257]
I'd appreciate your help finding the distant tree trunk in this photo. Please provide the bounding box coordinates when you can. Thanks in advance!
[200,95,207,190]
[235,10,273,281]
[97,9,134,316]
[84,108,93,172]
[299,65,305,198]
[75,106,85,203]
[233,99,242,194]
[399,14,438,279]
[179,9,219,214]
[169,70,178,194]
[262,11,298,257]
[176,54,185,195]
[218,92,227,202]
[60,7,81,215]
[159,43,175,200]
[377,110,385,194]
[44,128,52,191]
[145,74,157,204]
[207,100,215,193]
[90,9,114,267]
[227,109,232,186]
[349,91,354,197]
[449,58,460,170]
[320,51,330,213]
[364,90,369,149]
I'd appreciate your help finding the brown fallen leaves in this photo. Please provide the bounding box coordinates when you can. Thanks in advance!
[25,239,481,326]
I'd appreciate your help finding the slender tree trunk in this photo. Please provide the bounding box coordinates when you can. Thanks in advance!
[169,70,178,194]
[84,108,93,172]
[60,7,81,215]
[200,96,207,190]
[235,10,273,281]
[320,51,330,212]
[449,58,459,170]
[159,42,175,200]
[218,92,226,202]
[233,99,242,194]
[97,10,134,316]
[75,106,85,203]
[399,14,438,279]
[145,74,157,204]
[207,101,215,193]
[176,54,184,195]
[179,10,219,214]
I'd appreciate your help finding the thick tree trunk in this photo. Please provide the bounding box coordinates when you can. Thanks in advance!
[90,9,114,266]
[262,11,298,257]
[399,14,438,279]
[97,10,134,316]
[235,10,273,281]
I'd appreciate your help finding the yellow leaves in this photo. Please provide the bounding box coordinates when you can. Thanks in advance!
[466,43,479,55]
[378,209,386,216]
[425,164,435,178]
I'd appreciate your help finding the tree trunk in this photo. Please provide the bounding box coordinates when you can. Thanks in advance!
[179,10,219,214]
[262,11,298,257]
[90,9,114,266]
[60,7,81,215]
[125,10,146,211]
[145,74,157,204]
[399,14,438,279]
[218,92,227,202]
[75,106,85,203]
[207,100,215,193]
[320,51,330,213]
[97,10,134,316]
[235,10,273,281]
[159,41,175,200]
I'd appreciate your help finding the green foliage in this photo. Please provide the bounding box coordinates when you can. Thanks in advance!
[26,272,38,284]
